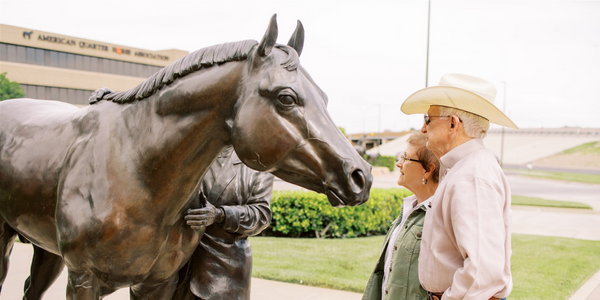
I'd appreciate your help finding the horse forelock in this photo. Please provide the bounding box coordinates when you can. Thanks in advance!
[90,39,259,105]
[274,44,300,71]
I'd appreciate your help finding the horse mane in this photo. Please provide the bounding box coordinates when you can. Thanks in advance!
[90,39,259,104]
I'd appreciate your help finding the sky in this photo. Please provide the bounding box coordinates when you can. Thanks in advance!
[1,0,599,134]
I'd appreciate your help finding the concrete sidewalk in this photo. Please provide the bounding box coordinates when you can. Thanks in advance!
[512,206,600,241]
[251,278,362,300]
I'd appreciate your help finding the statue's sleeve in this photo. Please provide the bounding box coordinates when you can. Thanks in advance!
[219,170,274,236]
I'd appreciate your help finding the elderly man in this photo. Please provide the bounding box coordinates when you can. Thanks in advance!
[401,73,518,300]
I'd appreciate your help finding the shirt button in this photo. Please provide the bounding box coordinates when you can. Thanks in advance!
[394,246,397,250]
[405,225,408,229]
[385,290,388,294]
[417,232,422,237]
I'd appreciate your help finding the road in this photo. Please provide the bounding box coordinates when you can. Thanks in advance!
[503,164,600,175]
[506,174,600,211]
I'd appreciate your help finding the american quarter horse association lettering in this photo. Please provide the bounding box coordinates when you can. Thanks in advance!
[0,15,372,299]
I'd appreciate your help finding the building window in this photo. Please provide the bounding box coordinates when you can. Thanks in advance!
[1,42,163,78]
[20,84,94,106]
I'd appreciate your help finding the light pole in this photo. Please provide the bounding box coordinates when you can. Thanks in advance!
[500,81,507,168]
[425,0,431,88]
[377,103,381,156]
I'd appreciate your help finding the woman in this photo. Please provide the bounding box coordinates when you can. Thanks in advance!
[363,132,440,300]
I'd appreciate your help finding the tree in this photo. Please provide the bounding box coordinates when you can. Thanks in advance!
[0,72,25,101]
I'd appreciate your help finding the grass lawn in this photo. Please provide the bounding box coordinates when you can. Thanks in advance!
[506,168,600,184]
[511,234,600,299]
[250,236,379,292]
[250,234,600,299]
[524,171,600,184]
[562,141,600,155]
[512,195,592,210]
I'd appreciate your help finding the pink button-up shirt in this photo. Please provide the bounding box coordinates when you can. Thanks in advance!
[419,138,512,300]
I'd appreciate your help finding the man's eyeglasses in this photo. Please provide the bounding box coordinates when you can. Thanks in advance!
[399,154,421,164]
[424,114,451,125]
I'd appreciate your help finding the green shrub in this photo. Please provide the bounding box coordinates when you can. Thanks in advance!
[0,72,25,101]
[266,188,411,238]
[370,155,396,172]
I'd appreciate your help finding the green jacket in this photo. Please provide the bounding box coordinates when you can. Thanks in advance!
[362,202,428,300]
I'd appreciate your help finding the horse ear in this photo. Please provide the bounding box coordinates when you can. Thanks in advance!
[287,20,304,57]
[258,14,278,57]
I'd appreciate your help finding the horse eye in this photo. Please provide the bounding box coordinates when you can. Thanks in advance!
[278,95,295,106]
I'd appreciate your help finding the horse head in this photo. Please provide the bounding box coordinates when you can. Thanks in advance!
[231,15,372,207]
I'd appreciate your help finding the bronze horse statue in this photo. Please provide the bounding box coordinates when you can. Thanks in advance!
[0,15,372,299]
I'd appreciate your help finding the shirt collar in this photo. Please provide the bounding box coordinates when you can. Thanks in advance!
[403,194,433,216]
[440,138,485,170]
[218,146,244,165]
[218,146,234,158]
[420,196,433,211]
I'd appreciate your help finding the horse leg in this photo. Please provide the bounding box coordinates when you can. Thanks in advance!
[65,270,101,300]
[0,221,17,294]
[130,275,179,300]
[23,245,65,300]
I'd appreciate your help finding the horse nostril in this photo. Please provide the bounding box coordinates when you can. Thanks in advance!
[350,169,365,194]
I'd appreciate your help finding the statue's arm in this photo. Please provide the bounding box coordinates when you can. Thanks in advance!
[219,171,274,236]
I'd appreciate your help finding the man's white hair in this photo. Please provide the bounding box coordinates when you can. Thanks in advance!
[438,106,490,139]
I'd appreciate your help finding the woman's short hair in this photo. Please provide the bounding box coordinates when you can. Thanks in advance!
[407,131,440,183]
[438,106,490,139]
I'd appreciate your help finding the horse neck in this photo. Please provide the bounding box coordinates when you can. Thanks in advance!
[123,61,245,217]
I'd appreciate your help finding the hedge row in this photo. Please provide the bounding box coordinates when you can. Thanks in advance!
[370,155,396,172]
[264,188,412,238]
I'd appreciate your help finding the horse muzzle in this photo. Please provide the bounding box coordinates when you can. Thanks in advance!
[325,159,372,207]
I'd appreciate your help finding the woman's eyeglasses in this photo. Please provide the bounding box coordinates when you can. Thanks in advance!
[399,154,421,164]
[424,114,451,125]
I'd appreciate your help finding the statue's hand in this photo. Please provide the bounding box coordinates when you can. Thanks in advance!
[185,200,225,229]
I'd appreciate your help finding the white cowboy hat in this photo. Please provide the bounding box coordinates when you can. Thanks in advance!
[401,73,518,129]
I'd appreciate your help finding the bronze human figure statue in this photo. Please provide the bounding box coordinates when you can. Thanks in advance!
[0,15,372,300]
[172,146,274,300]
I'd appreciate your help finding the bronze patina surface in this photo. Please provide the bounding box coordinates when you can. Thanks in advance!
[0,15,372,299]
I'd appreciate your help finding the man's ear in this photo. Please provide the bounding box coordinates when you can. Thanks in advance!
[450,115,461,128]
